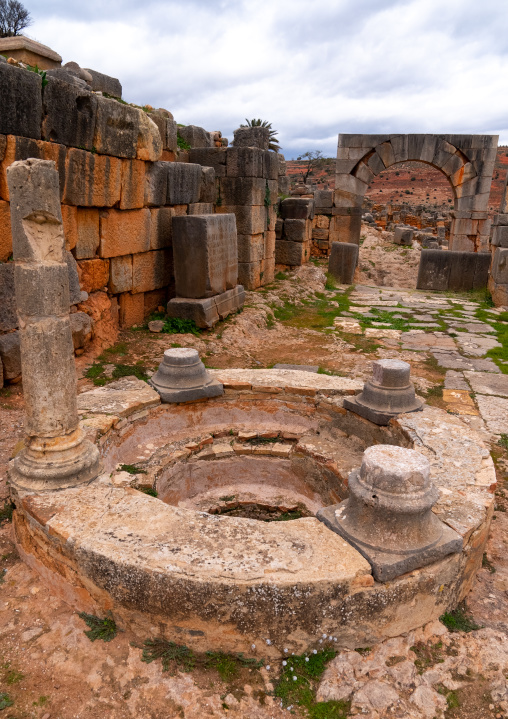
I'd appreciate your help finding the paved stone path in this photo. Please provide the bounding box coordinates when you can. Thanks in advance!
[334,284,508,440]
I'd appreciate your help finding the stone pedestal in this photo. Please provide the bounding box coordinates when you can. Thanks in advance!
[7,159,100,491]
[168,213,244,328]
[344,359,423,425]
[150,348,223,403]
[317,445,462,581]
[328,242,359,284]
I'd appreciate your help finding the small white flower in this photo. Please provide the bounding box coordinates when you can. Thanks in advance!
[266,665,270,671]
[319,639,323,644]
[266,639,271,645]
[293,676,297,681]
[322,633,327,638]
[313,649,317,654]
[282,660,287,666]
[333,637,338,642]
[305,657,309,662]
[251,644,256,650]
[284,648,289,653]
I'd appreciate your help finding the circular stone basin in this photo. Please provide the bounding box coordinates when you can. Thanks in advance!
[13,370,496,658]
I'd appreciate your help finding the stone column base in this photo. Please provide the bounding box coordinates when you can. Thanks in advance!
[8,428,101,492]
[317,504,462,582]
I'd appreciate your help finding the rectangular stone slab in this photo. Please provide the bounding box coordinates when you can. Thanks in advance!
[172,214,238,299]
[167,285,245,328]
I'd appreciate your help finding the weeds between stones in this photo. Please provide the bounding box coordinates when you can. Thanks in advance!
[411,641,445,674]
[141,638,196,673]
[119,464,147,475]
[439,602,481,633]
[139,487,158,497]
[482,553,496,573]
[140,640,263,678]
[78,612,118,642]
[0,501,14,525]
[273,648,351,718]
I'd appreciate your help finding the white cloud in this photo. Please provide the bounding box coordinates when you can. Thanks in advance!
[27,0,508,158]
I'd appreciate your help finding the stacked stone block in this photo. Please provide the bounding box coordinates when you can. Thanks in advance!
[488,213,508,306]
[275,198,314,266]
[190,143,279,289]
[310,189,334,257]
[334,134,497,252]
[167,214,245,328]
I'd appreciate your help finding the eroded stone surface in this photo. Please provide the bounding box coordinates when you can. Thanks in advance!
[208,368,363,393]
[77,376,160,417]
[475,395,508,435]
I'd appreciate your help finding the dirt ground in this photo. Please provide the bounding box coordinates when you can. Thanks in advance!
[1,234,508,718]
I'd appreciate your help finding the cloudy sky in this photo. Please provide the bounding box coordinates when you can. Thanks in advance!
[26,0,508,159]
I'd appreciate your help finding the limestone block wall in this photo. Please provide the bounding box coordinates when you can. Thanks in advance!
[310,190,334,257]
[189,146,280,289]
[488,214,508,305]
[368,202,452,239]
[275,198,314,266]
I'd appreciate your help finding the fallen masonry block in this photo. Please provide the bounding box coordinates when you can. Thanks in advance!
[328,242,359,284]
[393,226,413,245]
[167,285,245,329]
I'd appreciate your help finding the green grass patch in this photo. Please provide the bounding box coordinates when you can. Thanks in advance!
[439,602,480,633]
[205,651,263,680]
[499,434,508,450]
[274,509,304,521]
[0,693,13,710]
[0,501,14,525]
[426,383,444,399]
[112,364,148,381]
[32,696,49,707]
[266,312,276,329]
[273,649,345,715]
[85,363,105,379]
[275,271,288,280]
[146,316,201,336]
[5,668,24,685]
[177,133,191,150]
[325,273,338,291]
[139,487,158,497]
[119,464,147,475]
[78,612,118,642]
[100,342,128,358]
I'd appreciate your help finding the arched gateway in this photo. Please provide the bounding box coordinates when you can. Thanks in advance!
[332,134,498,252]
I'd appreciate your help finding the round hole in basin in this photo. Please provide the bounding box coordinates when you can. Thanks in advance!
[155,453,349,519]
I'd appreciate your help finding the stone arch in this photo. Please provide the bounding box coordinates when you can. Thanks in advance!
[332,134,498,252]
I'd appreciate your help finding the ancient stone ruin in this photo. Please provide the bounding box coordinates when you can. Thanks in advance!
[0,43,503,687]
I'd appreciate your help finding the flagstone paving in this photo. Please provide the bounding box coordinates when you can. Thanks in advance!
[333,284,508,439]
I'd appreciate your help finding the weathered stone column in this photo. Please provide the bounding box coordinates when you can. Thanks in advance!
[7,159,100,491]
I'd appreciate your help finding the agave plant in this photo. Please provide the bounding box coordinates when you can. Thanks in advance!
[240,119,280,152]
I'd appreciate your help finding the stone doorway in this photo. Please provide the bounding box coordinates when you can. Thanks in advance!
[333,134,498,252]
